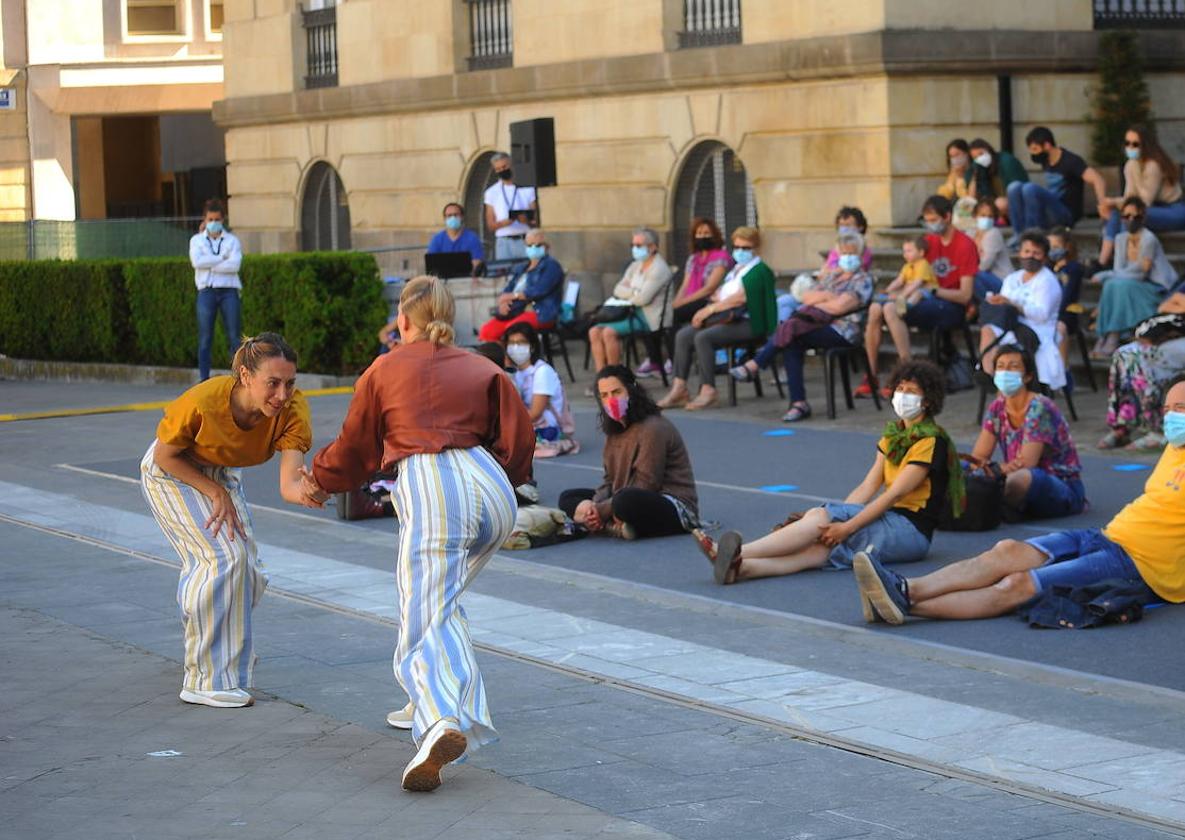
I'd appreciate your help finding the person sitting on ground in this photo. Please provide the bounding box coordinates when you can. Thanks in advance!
[968,137,1028,224]
[972,198,1015,301]
[970,344,1085,520]
[588,228,673,374]
[1009,127,1107,246]
[860,195,977,399]
[697,360,961,586]
[854,376,1185,626]
[1099,281,1185,451]
[936,139,974,203]
[1048,227,1085,365]
[729,231,873,423]
[978,230,1066,392]
[658,226,778,411]
[560,365,699,540]
[1097,125,1185,270]
[427,202,484,273]
[504,322,578,459]
[1091,196,1180,358]
[477,228,565,342]
[882,235,936,317]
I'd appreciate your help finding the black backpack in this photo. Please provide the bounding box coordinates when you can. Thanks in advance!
[939,461,1004,532]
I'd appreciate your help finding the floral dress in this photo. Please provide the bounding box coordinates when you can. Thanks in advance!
[1106,337,1185,435]
[983,394,1082,482]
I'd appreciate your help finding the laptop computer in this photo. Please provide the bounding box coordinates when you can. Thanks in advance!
[425,251,473,279]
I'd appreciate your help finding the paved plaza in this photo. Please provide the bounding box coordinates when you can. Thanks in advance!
[2,372,1184,840]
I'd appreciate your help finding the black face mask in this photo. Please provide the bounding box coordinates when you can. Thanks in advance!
[1030,151,1050,166]
[1020,256,1044,273]
[1126,217,1145,234]
[694,237,714,251]
[497,169,513,180]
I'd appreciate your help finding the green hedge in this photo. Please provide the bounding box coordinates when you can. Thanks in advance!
[0,252,385,375]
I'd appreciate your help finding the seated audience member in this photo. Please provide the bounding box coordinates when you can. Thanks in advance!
[730,231,873,422]
[1092,196,1180,358]
[588,228,673,373]
[937,139,974,202]
[823,206,875,273]
[862,195,977,398]
[883,235,936,317]
[1098,125,1185,269]
[657,226,778,411]
[504,322,578,458]
[970,344,1085,520]
[697,361,960,586]
[427,202,484,272]
[972,198,1015,300]
[968,137,1028,223]
[855,376,1185,626]
[1100,282,1185,451]
[1009,127,1106,246]
[560,365,699,540]
[1048,227,1085,362]
[477,228,565,342]
[978,230,1066,392]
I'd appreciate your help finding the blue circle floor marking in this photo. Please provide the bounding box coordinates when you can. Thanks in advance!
[1112,463,1151,472]
[760,484,800,493]
[762,429,796,437]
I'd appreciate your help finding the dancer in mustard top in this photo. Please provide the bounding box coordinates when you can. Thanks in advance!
[140,333,321,709]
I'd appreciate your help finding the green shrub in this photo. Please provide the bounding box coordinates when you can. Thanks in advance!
[0,252,384,375]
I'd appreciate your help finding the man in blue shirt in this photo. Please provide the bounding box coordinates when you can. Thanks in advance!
[427,202,484,273]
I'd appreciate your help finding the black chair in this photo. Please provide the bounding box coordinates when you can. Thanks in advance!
[808,343,883,420]
[540,278,578,383]
[975,323,1078,422]
[1063,302,1099,393]
[725,337,785,407]
[623,277,675,387]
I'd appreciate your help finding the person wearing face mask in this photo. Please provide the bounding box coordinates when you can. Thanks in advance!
[971,199,1014,302]
[936,139,974,202]
[503,322,578,458]
[1008,127,1107,248]
[856,376,1185,628]
[483,152,538,261]
[427,202,484,272]
[477,228,566,342]
[588,228,673,375]
[967,345,1085,521]
[1091,196,1180,359]
[1047,228,1085,366]
[190,198,244,381]
[979,230,1066,390]
[821,206,874,274]
[559,366,699,541]
[140,333,320,709]
[698,361,962,587]
[966,138,1027,225]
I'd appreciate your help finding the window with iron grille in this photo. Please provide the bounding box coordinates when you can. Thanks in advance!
[303,5,339,89]
[466,0,513,71]
[679,0,741,49]
[1095,0,1185,28]
[671,141,757,269]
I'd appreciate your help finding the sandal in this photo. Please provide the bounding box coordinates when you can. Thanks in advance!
[657,392,689,409]
[691,528,717,565]
[713,531,743,585]
[1097,430,1130,450]
[685,392,719,411]
[728,363,756,383]
[782,402,812,423]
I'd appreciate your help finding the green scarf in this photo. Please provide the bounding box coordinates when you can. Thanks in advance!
[881,417,966,517]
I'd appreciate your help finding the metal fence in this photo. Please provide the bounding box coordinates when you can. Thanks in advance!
[679,0,742,48]
[1095,0,1185,27]
[303,6,339,88]
[466,0,513,70]
[0,218,203,261]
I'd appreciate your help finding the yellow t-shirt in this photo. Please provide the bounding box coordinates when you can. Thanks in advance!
[877,434,949,539]
[156,375,312,468]
[1103,444,1185,603]
[901,258,937,289]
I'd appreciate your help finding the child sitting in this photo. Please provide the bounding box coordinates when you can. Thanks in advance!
[884,236,936,317]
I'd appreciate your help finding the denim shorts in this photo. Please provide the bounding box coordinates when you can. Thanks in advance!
[1023,469,1087,519]
[821,502,931,569]
[903,295,965,331]
[1026,528,1157,598]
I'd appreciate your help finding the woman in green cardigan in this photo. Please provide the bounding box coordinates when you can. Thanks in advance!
[658,226,778,411]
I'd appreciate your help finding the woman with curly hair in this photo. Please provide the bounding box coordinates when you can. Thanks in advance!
[697,360,963,586]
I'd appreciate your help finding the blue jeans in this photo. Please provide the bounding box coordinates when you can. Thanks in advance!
[1026,528,1156,598]
[1103,200,1185,241]
[903,295,966,331]
[821,502,931,569]
[973,271,1004,302]
[777,293,800,322]
[1022,469,1087,519]
[196,287,242,381]
[495,236,527,260]
[1007,181,1074,233]
[755,326,851,403]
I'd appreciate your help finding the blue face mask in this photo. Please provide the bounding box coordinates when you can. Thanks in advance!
[732,248,754,266]
[1049,247,1067,262]
[994,370,1025,396]
[631,245,650,261]
[923,219,946,234]
[525,244,546,261]
[206,220,223,235]
[1124,146,1141,161]
[445,216,462,230]
[838,254,861,272]
[1164,411,1185,447]
[837,225,857,236]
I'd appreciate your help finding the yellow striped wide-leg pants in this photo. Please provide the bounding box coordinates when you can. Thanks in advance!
[392,446,516,750]
[140,443,267,692]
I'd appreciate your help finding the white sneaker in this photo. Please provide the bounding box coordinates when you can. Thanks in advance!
[401,718,467,792]
[179,687,253,708]
[386,702,414,730]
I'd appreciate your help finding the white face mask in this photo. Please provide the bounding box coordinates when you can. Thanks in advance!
[506,344,531,366]
[891,391,925,421]
[974,152,992,168]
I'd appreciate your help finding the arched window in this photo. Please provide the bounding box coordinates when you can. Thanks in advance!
[462,151,498,259]
[670,141,757,268]
[300,161,351,251]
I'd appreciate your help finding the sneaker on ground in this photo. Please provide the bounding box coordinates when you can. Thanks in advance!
[853,376,876,399]
[663,359,673,375]
[402,718,467,792]
[386,702,414,730]
[853,551,910,625]
[179,687,253,708]
[634,360,661,378]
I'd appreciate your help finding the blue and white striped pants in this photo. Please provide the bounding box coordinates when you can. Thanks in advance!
[392,446,516,749]
[140,442,266,692]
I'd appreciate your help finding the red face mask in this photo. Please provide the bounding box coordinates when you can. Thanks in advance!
[603,395,629,423]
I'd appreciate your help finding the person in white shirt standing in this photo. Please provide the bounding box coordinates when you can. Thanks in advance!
[190,199,244,381]
[484,152,538,261]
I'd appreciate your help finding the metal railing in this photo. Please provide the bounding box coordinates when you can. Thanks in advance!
[678,0,742,48]
[1095,0,1185,28]
[466,0,513,71]
[303,6,339,89]
[0,218,203,261]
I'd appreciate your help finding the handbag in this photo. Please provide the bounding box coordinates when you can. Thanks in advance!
[589,304,636,325]
[773,305,833,348]
[1134,312,1185,345]
[939,458,1004,532]
[702,305,747,327]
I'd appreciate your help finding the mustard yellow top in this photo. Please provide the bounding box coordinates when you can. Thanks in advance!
[902,258,937,289]
[156,376,312,468]
[1104,444,1185,603]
